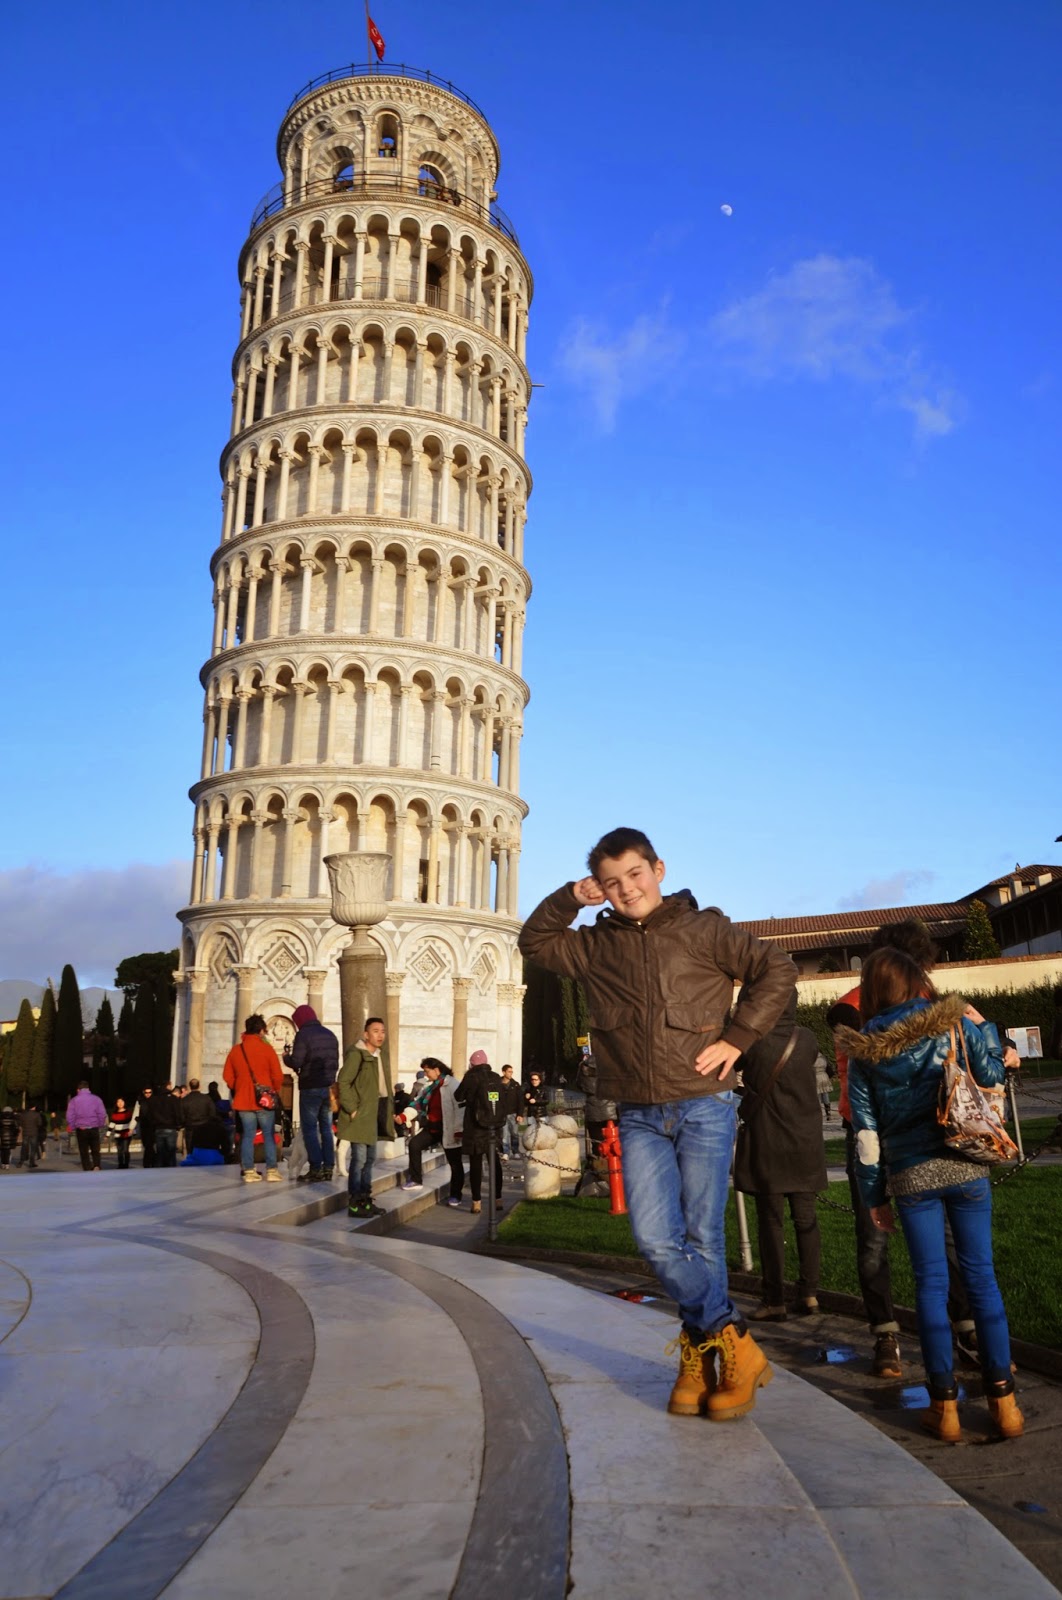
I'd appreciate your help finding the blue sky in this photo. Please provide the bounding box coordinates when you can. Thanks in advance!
[2,0,1059,985]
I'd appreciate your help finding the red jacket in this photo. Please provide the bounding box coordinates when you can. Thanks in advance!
[223,1033,285,1113]
[835,983,860,1121]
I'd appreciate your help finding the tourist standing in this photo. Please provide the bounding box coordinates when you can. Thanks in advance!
[403,1058,445,1191]
[0,1105,19,1169]
[17,1103,46,1169]
[841,947,1021,1442]
[523,1070,547,1123]
[179,1079,219,1155]
[519,826,795,1421]
[454,1050,505,1214]
[337,1019,383,1218]
[439,1063,465,1206]
[733,1003,826,1320]
[108,1098,135,1169]
[66,1081,109,1171]
[499,1064,523,1158]
[207,1080,234,1161]
[284,1005,340,1183]
[151,1085,181,1168]
[223,1014,285,1183]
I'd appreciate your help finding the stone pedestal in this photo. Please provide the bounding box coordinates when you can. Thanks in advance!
[337,927,387,1058]
[325,851,392,1059]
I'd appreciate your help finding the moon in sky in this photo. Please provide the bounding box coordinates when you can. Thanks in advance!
[720,204,733,216]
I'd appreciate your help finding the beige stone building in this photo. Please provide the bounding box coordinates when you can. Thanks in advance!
[172,65,532,1082]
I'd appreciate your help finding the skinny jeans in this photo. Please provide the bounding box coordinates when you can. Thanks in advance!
[895,1175,1012,1387]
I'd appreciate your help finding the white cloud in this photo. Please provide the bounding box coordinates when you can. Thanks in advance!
[838,869,937,911]
[558,307,679,431]
[709,254,960,441]
[0,862,187,988]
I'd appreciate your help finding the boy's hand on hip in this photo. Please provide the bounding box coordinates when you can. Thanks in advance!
[694,1040,741,1078]
[572,877,606,906]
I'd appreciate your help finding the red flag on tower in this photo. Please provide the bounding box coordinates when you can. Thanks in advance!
[368,15,386,60]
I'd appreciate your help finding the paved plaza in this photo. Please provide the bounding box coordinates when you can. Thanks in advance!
[0,1166,1057,1600]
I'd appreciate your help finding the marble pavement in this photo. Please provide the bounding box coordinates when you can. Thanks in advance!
[0,1169,1056,1600]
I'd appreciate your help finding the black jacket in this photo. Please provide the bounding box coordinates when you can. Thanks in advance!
[454,1065,505,1153]
[148,1091,180,1131]
[499,1079,523,1116]
[180,1090,218,1128]
[733,1009,827,1195]
[286,1021,340,1089]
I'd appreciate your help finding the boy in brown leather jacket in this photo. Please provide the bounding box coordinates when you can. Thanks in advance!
[519,826,796,1420]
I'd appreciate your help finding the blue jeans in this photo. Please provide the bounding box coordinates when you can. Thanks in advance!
[504,1114,522,1156]
[240,1108,277,1172]
[300,1086,335,1170]
[155,1129,178,1168]
[896,1177,1012,1386]
[347,1141,375,1200]
[619,1093,738,1335]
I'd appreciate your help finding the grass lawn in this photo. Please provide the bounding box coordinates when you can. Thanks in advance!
[497,1169,1062,1351]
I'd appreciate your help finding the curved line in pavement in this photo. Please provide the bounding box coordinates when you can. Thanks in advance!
[54,1234,315,1600]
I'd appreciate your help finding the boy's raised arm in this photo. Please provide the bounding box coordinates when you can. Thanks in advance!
[518,883,595,980]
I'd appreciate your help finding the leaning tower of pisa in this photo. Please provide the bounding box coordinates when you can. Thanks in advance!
[172,64,532,1082]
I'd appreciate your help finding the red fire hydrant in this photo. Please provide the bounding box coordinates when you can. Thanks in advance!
[600,1119,626,1216]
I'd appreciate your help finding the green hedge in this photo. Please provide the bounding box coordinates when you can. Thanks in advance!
[799,980,1062,1061]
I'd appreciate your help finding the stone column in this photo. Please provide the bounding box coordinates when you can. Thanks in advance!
[185,968,210,1081]
[233,965,258,1029]
[258,686,275,766]
[385,970,405,1078]
[233,688,252,769]
[303,967,328,1017]
[450,977,472,1079]
[244,567,259,643]
[221,816,240,899]
[247,810,264,896]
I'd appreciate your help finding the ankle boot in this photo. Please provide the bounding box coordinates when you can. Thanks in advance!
[920,1382,961,1443]
[986,1378,1024,1440]
[704,1322,772,1421]
[667,1329,713,1416]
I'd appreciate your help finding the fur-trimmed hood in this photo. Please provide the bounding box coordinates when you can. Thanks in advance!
[835,993,966,1066]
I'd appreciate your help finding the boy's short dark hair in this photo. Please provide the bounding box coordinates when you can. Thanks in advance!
[588,828,658,878]
[245,1014,267,1034]
[868,917,937,968]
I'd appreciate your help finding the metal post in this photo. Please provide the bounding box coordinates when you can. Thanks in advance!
[1006,1073,1024,1160]
[734,1189,754,1273]
[487,1088,499,1241]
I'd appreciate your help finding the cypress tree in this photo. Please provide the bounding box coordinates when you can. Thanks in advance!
[54,965,85,1103]
[116,996,136,1101]
[962,899,1001,961]
[28,987,55,1102]
[5,999,36,1105]
[131,983,158,1091]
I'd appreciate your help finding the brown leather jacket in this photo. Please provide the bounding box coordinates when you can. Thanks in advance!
[518,885,797,1105]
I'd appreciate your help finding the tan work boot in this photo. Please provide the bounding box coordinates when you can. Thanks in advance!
[986,1380,1024,1440]
[704,1322,772,1421]
[920,1397,961,1443]
[667,1329,713,1416]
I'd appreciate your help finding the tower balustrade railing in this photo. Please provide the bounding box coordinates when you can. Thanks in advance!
[251,276,505,339]
[250,173,518,245]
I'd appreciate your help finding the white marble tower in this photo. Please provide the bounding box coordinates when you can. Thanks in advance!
[173,65,531,1081]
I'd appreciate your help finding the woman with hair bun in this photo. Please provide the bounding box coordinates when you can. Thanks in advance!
[838,947,1021,1443]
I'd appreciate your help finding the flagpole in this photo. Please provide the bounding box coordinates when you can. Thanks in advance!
[365,0,372,69]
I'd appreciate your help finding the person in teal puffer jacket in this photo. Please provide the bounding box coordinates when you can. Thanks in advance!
[838,946,1022,1445]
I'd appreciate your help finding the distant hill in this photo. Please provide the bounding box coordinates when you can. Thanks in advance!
[0,980,44,1020]
[0,979,124,1028]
